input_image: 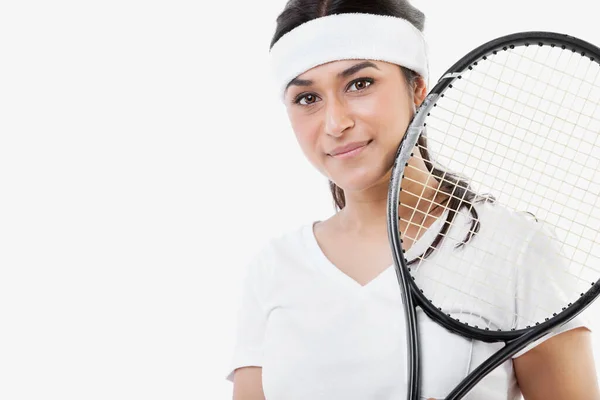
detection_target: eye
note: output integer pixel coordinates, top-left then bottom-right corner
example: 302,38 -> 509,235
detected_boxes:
348,78 -> 374,92
294,93 -> 320,106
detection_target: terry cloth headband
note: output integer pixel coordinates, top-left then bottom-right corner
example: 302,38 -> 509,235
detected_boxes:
269,13 -> 429,101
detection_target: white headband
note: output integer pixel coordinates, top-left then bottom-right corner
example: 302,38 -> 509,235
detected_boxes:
269,13 -> 429,101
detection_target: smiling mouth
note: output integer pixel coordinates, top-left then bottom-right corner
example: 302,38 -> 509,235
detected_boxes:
330,140 -> 372,158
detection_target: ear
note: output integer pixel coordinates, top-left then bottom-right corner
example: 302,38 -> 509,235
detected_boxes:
413,76 -> 427,107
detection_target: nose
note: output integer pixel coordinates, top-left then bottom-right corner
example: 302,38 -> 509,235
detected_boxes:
324,96 -> 354,137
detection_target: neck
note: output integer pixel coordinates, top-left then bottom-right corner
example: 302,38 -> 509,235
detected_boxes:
333,166 -> 443,238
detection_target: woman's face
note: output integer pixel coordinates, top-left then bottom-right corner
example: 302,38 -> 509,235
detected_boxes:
284,59 -> 426,193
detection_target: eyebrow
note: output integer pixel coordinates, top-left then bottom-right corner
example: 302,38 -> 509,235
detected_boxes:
285,61 -> 380,93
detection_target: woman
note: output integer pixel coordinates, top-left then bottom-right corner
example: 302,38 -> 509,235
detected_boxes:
226,0 -> 599,399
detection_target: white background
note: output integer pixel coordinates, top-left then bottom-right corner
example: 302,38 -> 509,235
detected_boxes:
0,0 -> 599,399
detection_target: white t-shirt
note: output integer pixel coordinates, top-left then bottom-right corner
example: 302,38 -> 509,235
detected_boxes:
226,202 -> 589,399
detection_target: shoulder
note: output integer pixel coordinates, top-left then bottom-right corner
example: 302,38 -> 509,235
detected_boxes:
257,223 -> 311,261
449,200 -> 551,260
470,200 -> 544,240
245,222 -> 314,278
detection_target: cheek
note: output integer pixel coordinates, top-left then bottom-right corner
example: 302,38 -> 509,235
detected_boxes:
353,92 -> 411,141
350,94 -> 382,121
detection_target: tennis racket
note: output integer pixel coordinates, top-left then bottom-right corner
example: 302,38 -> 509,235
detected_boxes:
386,32 -> 600,400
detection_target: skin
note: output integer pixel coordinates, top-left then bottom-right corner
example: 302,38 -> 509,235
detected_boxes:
233,59 -> 600,399
284,59 -> 443,243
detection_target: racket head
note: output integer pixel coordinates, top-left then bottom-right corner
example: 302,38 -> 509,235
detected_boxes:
388,31 -> 600,342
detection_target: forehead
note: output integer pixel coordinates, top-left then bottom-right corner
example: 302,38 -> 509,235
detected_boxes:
295,59 -> 395,79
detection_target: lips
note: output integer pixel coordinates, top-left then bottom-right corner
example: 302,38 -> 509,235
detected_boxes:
329,140 -> 371,156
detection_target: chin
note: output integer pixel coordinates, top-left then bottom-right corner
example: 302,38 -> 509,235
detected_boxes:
325,148 -> 390,191
331,170 -> 384,192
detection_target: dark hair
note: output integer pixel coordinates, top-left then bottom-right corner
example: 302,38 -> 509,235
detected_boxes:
270,0 -> 425,49
270,0 -> 491,256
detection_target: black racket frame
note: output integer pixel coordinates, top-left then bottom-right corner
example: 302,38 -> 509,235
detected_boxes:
387,31 -> 600,400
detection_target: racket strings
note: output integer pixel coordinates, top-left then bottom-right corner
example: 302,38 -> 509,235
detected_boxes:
401,175 -> 563,327
500,48 -> 600,111
428,49 -> 589,222
399,167 -> 477,252
434,98 -> 600,170
407,218 -> 582,328
404,218 -> 589,327
421,127 -> 597,225
398,43 -> 600,330
473,52 -> 595,120
406,156 -> 598,255
402,206 -> 594,291
442,46 -> 600,143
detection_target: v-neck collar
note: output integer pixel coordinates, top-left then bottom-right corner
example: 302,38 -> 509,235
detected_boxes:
303,210 -> 449,292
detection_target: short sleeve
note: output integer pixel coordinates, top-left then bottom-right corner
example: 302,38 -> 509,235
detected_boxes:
512,316 -> 591,358
512,221 -> 593,358
225,256 -> 269,382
